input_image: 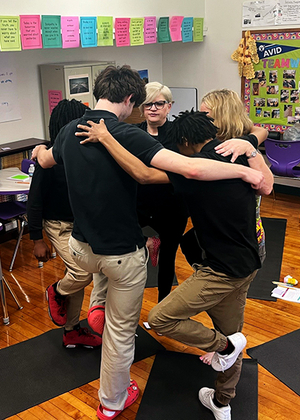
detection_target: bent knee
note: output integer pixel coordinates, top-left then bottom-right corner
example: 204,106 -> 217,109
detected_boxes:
148,307 -> 160,330
148,306 -> 167,332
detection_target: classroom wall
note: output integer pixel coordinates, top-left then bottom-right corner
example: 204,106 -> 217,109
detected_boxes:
0,0 -> 204,143
162,0 -> 300,108
1,0 -> 299,144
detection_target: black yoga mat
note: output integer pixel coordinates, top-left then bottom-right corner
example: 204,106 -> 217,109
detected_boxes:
247,217 -> 287,301
136,351 -> 258,420
142,226 -> 178,288
0,321 -> 165,420
247,329 -> 300,396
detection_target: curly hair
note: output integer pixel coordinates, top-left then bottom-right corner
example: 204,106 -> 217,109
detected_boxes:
168,109 -> 219,145
49,99 -> 90,146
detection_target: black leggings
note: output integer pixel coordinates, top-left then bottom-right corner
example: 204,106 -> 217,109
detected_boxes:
139,210 -> 188,302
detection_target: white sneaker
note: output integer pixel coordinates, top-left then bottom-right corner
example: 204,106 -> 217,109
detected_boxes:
211,332 -> 246,372
199,387 -> 231,420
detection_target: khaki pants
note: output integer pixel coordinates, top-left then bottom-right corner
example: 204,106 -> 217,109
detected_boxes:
148,265 -> 257,405
44,220 -> 93,330
69,236 -> 148,410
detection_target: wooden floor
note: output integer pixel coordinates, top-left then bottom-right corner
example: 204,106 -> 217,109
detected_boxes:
0,193 -> 300,420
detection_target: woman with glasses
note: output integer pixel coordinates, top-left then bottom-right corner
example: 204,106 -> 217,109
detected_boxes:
135,82 -> 188,303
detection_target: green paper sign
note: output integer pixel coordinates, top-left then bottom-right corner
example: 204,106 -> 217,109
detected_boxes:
97,16 -> 113,46
193,18 -> 203,42
42,15 -> 62,48
158,17 -> 171,43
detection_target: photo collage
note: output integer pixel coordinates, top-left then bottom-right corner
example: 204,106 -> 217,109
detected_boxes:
251,68 -> 300,125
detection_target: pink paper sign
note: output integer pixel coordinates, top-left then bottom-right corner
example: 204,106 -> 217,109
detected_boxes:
61,16 -> 80,48
19,15 -> 42,49
170,16 -> 184,42
48,90 -> 63,114
144,16 -> 157,44
115,18 -> 130,47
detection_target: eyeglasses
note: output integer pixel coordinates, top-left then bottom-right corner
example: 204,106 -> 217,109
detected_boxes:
144,101 -> 169,110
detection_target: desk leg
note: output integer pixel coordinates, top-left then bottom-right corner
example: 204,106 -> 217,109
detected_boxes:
3,277 -> 23,310
0,266 -> 9,325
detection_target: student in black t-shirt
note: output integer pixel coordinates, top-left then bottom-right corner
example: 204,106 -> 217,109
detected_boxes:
27,99 -> 102,350
78,111 -> 273,420
148,110 -> 273,420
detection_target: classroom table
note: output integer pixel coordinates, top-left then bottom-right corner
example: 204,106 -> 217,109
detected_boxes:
0,167 -> 31,195
0,168 -> 30,324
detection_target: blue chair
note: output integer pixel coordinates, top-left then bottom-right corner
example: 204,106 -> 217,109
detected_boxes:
264,138 -> 300,177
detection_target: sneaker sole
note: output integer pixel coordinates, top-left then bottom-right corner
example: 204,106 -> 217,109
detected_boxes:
63,344 -> 95,349
198,388 -> 211,410
211,333 -> 247,372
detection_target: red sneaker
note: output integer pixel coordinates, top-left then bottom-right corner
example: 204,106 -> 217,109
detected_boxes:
46,282 -> 67,326
97,379 -> 139,420
148,236 -> 161,267
63,327 -> 102,348
88,305 -> 105,335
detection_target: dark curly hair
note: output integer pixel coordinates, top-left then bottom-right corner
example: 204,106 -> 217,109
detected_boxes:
93,65 -> 146,107
168,109 -> 219,145
49,99 -> 90,146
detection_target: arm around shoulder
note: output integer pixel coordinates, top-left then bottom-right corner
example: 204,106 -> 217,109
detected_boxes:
32,145 -> 57,168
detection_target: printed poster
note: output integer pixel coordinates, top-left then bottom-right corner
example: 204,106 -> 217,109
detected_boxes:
245,32 -> 300,132
243,0 -> 300,27
97,16 -> 113,46
0,16 -> 21,51
41,15 -> 62,48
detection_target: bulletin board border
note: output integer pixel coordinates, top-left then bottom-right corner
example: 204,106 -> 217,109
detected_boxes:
242,28 -> 300,133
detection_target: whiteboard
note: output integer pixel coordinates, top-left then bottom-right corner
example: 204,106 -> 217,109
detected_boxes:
168,87 -> 198,121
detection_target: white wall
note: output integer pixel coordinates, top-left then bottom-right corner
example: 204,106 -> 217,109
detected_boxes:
2,0 -> 299,143
162,0 -> 300,108
0,0 -> 204,143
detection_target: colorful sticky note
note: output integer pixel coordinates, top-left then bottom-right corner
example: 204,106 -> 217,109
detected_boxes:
41,15 -> 62,48
48,90 -> 63,114
144,16 -> 157,44
157,17 -> 171,43
115,18 -> 130,47
193,17 -> 204,42
130,18 -> 144,46
181,17 -> 193,43
0,16 -> 21,51
61,16 -> 80,49
97,16 -> 113,46
20,15 -> 42,50
169,16 -> 184,42
80,17 -> 97,48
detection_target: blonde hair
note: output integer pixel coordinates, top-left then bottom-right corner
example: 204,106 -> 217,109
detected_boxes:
201,89 -> 253,141
139,82 -> 173,113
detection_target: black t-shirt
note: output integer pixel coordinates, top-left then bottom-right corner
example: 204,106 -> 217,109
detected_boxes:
27,162 -> 73,240
167,138 -> 261,278
52,110 -> 163,255
135,119 -> 187,219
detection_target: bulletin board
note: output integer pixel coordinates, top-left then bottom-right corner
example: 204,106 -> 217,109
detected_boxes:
242,29 -> 300,133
